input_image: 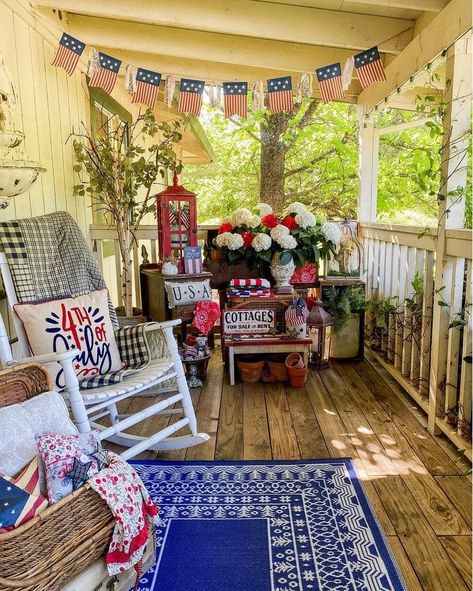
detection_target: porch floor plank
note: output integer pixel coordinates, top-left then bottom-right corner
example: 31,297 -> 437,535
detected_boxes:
110,348 -> 471,591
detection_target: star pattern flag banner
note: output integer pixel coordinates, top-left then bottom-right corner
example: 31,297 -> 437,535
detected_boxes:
51,33 -> 85,76
267,76 -> 293,113
132,68 -> 161,109
223,82 -> 248,118
178,78 -> 205,116
354,46 -> 387,89
89,52 -> 121,94
316,62 -> 345,104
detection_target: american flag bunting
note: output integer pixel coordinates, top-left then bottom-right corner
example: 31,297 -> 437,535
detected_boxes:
178,78 -> 205,116
316,62 -> 345,104
132,68 -> 161,109
267,76 -> 293,113
223,82 -> 248,118
89,52 -> 121,94
354,46 -> 387,89
51,33 -> 85,76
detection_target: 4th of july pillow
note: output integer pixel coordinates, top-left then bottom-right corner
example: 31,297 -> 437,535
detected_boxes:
14,289 -> 122,389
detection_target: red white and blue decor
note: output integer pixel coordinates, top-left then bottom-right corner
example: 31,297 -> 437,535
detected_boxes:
132,459 -> 407,591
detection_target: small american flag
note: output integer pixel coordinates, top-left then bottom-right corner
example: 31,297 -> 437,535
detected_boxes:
223,82 -> 248,118
178,79 -> 205,116
354,46 -> 387,89
51,33 -> 85,76
267,76 -> 293,113
316,63 -> 345,104
132,68 -> 161,109
89,52 -> 121,94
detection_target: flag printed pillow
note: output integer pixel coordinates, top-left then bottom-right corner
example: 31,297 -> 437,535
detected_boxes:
14,289 -> 122,390
0,457 -> 48,532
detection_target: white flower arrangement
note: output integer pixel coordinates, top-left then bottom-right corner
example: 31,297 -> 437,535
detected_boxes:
321,222 -> 342,246
232,207 -> 254,227
270,224 -> 290,244
278,234 -> 297,250
248,214 -> 261,229
283,201 -> 307,216
215,231 -> 244,250
295,210 -> 316,228
258,203 -> 273,217
251,233 -> 272,252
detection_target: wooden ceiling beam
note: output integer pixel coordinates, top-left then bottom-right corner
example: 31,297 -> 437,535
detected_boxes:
340,0 -> 448,12
68,14 -> 360,76
101,47 -> 361,102
36,0 -> 414,53
357,0 -> 471,108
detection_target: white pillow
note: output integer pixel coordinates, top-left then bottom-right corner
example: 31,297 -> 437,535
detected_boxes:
0,391 -> 79,495
14,289 -> 122,389
165,279 -> 211,309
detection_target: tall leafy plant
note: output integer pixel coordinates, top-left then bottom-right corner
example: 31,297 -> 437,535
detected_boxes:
72,110 -> 183,317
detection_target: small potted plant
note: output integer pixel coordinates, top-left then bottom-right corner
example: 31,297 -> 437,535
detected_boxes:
71,110 -> 183,324
322,285 -> 366,359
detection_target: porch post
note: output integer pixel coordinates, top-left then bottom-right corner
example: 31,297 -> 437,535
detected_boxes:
428,36 -> 472,434
357,105 -> 378,223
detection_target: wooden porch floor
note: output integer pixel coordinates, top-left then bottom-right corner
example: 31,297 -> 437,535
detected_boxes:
115,349 -> 472,591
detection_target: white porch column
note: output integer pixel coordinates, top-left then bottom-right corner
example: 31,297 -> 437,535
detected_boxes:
428,36 -> 472,434
357,105 -> 378,223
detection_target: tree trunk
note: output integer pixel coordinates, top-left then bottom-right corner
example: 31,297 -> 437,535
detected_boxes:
260,111 -> 291,211
117,223 -> 133,318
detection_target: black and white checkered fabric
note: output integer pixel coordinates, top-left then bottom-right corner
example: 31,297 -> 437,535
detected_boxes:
79,324 -> 151,389
0,211 -> 118,327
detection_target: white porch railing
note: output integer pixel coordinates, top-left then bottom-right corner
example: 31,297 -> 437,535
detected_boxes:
361,222 -> 472,459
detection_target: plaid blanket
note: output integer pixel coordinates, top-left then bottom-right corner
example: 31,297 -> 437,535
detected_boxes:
0,212 -> 171,390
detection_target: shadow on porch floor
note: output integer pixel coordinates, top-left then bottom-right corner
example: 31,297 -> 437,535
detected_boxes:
108,348 -> 472,591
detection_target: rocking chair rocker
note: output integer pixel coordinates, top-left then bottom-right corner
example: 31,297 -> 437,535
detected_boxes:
0,212 -> 209,459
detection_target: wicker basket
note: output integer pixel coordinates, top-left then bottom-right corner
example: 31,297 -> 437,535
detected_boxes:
0,364 -> 115,591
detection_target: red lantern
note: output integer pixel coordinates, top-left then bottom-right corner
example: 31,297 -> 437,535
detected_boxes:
155,173 -> 197,263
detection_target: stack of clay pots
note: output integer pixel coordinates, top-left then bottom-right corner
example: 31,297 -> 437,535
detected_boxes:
285,353 -> 308,388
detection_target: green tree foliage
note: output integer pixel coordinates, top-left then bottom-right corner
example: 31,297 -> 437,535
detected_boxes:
185,99 -> 470,228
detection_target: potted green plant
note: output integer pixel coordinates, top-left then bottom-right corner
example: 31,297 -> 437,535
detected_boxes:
322,285 -> 366,359
71,110 -> 183,322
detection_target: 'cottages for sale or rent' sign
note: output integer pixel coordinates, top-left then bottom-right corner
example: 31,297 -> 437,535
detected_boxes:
223,309 -> 276,335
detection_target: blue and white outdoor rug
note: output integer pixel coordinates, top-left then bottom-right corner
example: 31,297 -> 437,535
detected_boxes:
132,459 -> 407,591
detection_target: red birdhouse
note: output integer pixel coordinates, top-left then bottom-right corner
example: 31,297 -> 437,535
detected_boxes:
156,172 -> 197,262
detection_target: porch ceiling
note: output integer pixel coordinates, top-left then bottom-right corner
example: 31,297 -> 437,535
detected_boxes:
37,0 -> 470,109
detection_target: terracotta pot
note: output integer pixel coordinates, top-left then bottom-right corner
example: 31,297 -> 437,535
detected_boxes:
288,366 -> 308,388
285,353 -> 304,369
262,370 -> 277,383
267,360 -> 288,382
236,359 -> 265,383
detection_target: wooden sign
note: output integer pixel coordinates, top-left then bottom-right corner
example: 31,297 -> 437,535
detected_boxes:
223,308 -> 276,335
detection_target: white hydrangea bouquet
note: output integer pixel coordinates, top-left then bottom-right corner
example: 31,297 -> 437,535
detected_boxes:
214,202 -> 342,270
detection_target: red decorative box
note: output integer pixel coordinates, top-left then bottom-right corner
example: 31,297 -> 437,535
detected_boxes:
290,262 -> 318,285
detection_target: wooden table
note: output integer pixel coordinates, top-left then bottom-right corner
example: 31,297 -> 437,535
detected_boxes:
222,336 -> 312,385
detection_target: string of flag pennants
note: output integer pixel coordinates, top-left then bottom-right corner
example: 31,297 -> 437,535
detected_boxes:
51,31 -> 387,118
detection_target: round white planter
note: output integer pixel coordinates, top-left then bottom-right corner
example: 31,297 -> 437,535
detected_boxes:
0,160 -> 46,205
330,315 -> 360,359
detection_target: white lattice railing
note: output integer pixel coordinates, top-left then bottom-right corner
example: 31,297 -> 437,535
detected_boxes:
361,222 -> 472,458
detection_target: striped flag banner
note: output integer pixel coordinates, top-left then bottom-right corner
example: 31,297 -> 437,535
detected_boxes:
315,62 -> 345,104
132,68 -> 161,109
267,76 -> 293,113
223,81 -> 248,118
51,33 -> 85,76
178,78 -> 205,116
354,46 -> 387,89
89,52 -> 121,94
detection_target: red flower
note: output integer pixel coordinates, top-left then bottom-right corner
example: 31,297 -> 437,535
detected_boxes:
281,216 -> 299,230
261,214 -> 278,228
218,222 -> 233,234
241,231 -> 253,248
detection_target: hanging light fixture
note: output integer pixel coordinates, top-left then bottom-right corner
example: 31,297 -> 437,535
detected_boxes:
307,298 -> 334,370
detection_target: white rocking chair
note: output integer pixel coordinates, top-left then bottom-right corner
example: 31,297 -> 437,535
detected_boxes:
0,214 -> 209,460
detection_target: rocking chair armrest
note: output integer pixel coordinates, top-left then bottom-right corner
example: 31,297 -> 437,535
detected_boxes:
10,349 -> 77,366
143,319 -> 182,331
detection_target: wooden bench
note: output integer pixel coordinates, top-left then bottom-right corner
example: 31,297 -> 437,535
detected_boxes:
222,336 -> 312,385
